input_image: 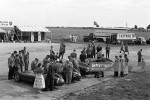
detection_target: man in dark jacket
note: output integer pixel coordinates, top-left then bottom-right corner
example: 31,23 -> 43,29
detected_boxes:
105,44 -> 111,58
91,42 -> 96,58
80,51 -> 87,63
59,42 -> 66,59
44,60 -> 56,91
70,49 -> 77,59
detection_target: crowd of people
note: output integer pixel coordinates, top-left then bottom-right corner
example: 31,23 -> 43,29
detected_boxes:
8,41 -> 146,93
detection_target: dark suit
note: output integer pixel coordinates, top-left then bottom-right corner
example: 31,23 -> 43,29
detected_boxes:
45,62 -> 56,91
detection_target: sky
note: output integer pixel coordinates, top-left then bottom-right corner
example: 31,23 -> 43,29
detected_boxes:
0,0 -> 150,28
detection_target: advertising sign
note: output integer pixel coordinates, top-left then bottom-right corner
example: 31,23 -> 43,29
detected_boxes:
0,21 -> 13,27
117,33 -> 136,40
90,62 -> 112,72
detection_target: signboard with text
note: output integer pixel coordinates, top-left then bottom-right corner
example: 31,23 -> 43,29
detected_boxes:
89,62 -> 112,72
117,33 -> 136,40
0,21 -> 13,27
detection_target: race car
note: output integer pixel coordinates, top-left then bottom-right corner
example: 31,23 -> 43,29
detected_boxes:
14,70 -> 65,86
78,58 -> 113,76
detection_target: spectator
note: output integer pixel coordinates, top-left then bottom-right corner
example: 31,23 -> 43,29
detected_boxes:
141,58 -> 146,72
8,53 -> 15,80
63,60 -> 73,84
120,42 -> 125,53
44,60 -> 56,91
86,44 -> 92,58
33,63 -> 45,93
124,43 -> 129,54
105,44 -> 111,58
31,58 -> 39,70
43,55 -> 50,74
24,52 -> 29,71
91,41 -> 96,58
97,44 -> 102,53
68,56 -> 80,72
119,55 -> 124,77
124,54 -> 129,76
113,56 -> 119,77
80,51 -> 87,63
137,49 -> 142,67
59,42 -> 66,59
70,49 -> 77,59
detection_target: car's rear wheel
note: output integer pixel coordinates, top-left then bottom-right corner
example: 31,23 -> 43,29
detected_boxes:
14,73 -> 20,82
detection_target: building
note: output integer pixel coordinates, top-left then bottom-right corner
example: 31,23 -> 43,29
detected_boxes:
15,26 -> 51,42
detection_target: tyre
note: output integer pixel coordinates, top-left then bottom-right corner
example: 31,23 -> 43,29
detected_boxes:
14,73 -> 20,82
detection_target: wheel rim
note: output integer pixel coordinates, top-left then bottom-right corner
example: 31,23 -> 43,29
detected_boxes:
15,74 -> 19,81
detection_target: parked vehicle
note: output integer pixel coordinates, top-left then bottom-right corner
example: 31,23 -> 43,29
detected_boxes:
14,70 -> 65,86
134,37 -> 146,45
78,58 -> 113,77
83,33 -> 105,42
146,37 -> 150,44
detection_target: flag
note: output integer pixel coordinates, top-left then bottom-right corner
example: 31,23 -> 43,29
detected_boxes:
94,21 -> 99,27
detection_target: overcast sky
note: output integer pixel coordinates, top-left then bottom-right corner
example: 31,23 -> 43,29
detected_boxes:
0,0 -> 149,28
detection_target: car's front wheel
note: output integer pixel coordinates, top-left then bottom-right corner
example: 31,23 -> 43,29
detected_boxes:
14,73 -> 20,82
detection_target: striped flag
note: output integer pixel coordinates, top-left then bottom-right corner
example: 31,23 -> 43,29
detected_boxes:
94,21 -> 99,27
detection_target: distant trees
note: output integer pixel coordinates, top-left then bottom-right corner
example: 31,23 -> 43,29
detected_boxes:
134,25 -> 138,29
147,25 -> 150,30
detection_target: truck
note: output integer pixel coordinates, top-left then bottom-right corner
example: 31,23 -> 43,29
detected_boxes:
83,32 -> 136,45
83,33 -> 111,42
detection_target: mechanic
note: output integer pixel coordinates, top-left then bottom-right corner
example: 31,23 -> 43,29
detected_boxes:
31,58 -> 39,70
63,60 -> 73,84
105,44 -> 111,58
44,59 -> 56,91
70,49 -> 77,59
113,55 -> 119,77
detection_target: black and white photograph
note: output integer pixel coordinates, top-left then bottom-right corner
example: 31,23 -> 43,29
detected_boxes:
0,0 -> 150,100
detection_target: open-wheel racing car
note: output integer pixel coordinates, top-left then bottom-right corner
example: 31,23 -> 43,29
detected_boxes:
78,58 -> 113,77
14,70 -> 65,86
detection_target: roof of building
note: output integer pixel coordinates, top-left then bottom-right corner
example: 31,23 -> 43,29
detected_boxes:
0,28 -> 7,33
17,26 -> 51,32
